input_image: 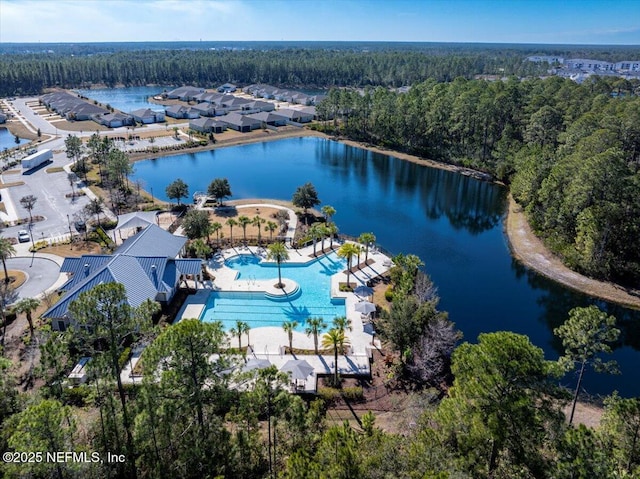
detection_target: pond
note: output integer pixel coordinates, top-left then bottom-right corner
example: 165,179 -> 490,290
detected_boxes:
132,136 -> 640,397
74,86 -> 170,113
0,127 -> 29,151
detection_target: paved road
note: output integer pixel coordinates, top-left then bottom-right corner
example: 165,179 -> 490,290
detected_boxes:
6,256 -> 62,301
1,96 -> 190,244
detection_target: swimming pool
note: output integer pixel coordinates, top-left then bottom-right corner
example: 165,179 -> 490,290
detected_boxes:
200,252 -> 347,331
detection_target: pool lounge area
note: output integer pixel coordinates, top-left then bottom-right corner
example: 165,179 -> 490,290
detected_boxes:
173,240 -> 394,392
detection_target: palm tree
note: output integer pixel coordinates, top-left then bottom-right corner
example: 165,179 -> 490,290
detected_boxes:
230,320 -> 250,350
305,317 -> 327,354
282,320 -> 299,352
321,205 -> 336,224
332,315 -> 352,334
192,238 -> 211,259
85,197 -> 104,227
0,238 -> 16,284
266,242 -> 289,288
252,215 -> 265,245
358,232 -> 376,263
318,224 -> 330,253
238,215 -> 251,245
210,222 -> 222,246
14,297 -> 40,337
308,223 -> 322,256
226,218 -> 238,246
321,328 -> 351,384
337,242 -> 361,289
265,221 -> 277,241
327,222 -> 338,248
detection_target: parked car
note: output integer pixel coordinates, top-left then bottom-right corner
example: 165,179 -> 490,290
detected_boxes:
17,230 -> 30,243
74,220 -> 86,231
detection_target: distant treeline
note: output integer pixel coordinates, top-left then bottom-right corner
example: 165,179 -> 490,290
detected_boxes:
0,48 -> 548,96
316,75 -> 640,285
2,42 -> 639,97
2,40 -> 640,59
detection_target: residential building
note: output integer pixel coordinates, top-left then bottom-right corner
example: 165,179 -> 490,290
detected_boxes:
615,61 -> 640,72
165,105 -> 200,119
217,83 -> 237,93
190,103 -> 217,117
527,55 -> 564,64
274,108 -> 314,123
189,117 -> 226,134
93,112 -> 133,128
245,111 -> 288,127
244,100 -> 276,114
221,113 -> 261,132
130,108 -> 165,124
166,86 -> 205,101
40,91 -> 109,121
564,59 -> 615,72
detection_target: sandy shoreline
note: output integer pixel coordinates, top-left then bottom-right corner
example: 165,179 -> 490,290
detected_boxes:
8,107 -> 636,309
127,127 -> 640,308
505,194 -> 640,309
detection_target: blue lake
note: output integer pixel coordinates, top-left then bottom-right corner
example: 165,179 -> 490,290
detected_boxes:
75,86 -> 169,113
0,127 -> 29,150
132,136 -> 640,397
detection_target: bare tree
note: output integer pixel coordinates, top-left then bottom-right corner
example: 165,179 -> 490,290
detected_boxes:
414,270 -> 439,304
407,317 -> 461,387
67,173 -> 77,200
20,195 -> 38,224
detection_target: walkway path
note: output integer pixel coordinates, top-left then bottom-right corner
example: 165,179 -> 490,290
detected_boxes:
506,194 -> 640,309
168,239 -> 393,391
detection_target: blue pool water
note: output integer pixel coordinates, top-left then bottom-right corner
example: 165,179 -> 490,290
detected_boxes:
200,253 -> 347,331
133,136 -> 640,397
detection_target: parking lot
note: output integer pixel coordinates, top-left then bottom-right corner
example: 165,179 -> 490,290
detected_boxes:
0,97 -> 188,246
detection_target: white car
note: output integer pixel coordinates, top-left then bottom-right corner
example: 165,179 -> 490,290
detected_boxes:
17,230 -> 30,243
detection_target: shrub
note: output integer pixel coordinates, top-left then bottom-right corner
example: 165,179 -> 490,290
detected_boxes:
118,347 -> 132,370
63,385 -> 91,407
317,386 -> 340,404
384,286 -> 394,302
324,374 -> 343,388
341,386 -> 364,402
339,283 -> 349,292
29,240 -> 49,252
100,219 -> 118,231
143,204 -> 163,211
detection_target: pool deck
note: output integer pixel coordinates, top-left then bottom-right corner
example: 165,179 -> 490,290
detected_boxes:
162,239 -> 394,392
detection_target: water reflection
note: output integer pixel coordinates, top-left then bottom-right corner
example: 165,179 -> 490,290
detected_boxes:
514,258 -> 640,354
132,136 -> 640,396
317,140 -> 505,234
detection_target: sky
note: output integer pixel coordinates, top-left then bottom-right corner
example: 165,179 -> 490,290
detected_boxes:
1,0 -> 639,45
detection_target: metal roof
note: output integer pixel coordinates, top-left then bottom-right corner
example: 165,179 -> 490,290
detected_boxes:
115,224 -> 186,258
43,225 -> 201,320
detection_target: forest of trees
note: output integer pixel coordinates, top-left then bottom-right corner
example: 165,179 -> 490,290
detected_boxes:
1,266 -> 638,478
316,75 -> 640,285
2,43 -> 640,477
0,47 -> 550,97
